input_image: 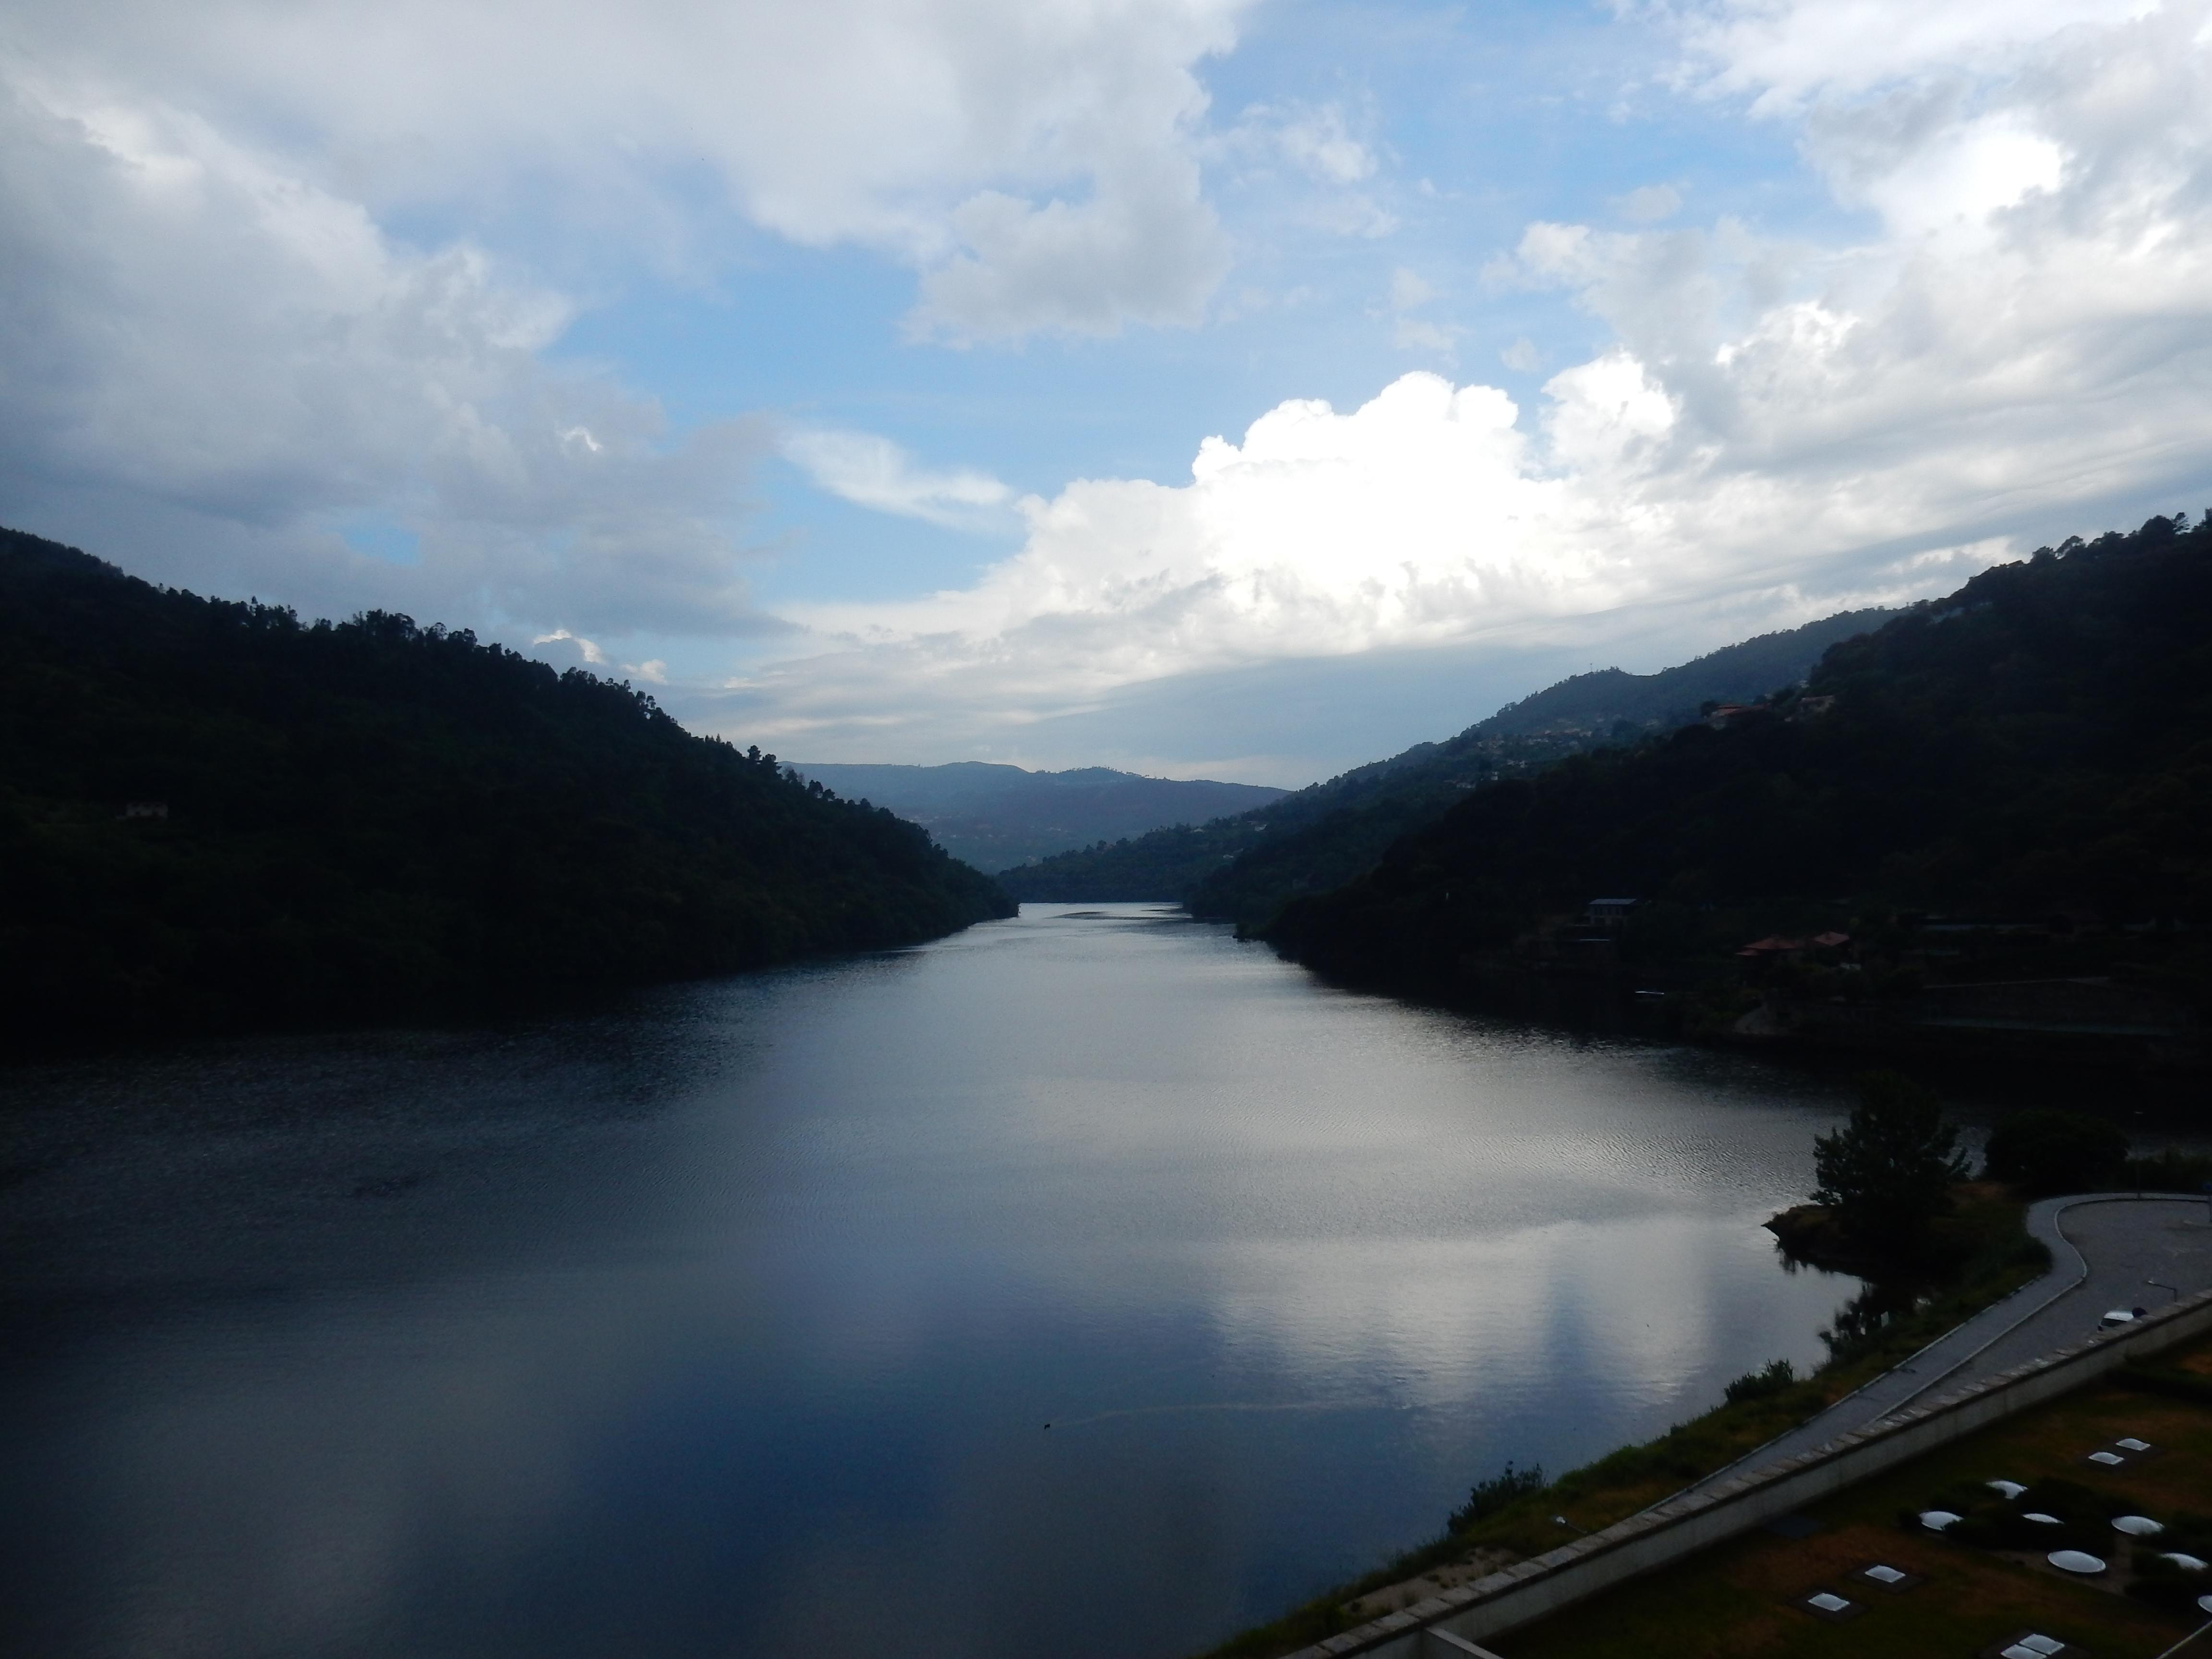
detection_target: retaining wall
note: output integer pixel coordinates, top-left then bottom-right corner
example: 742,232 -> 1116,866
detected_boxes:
1289,1283 -> 2212,1659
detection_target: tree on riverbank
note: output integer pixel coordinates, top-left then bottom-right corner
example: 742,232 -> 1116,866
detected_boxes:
1811,1073 -> 1971,1253
1982,1109 -> 2130,1195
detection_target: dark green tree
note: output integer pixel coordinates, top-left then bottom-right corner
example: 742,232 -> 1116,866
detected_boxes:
1811,1072 -> 1970,1250
1982,1109 -> 2130,1196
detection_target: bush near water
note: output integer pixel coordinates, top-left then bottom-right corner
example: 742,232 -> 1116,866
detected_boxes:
0,526 -> 1013,1051
1983,1109 -> 2133,1195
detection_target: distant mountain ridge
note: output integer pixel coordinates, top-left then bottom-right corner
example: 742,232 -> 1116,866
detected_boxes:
998,607 -> 1893,915
787,762 -> 1286,873
1265,515 -> 2212,1027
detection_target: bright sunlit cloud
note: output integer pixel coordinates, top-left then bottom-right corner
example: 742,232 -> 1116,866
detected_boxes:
714,0 -> 2212,767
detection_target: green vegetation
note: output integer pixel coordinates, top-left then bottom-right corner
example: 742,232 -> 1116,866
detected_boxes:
1447,1462 -> 1546,1530
1723,1358 -> 1798,1404
1264,515 -> 2212,1035
999,610 -> 1890,912
0,526 -> 1012,1053
996,817 -> 1262,905
1810,1074 -> 1970,1256
1194,1184 -> 2048,1659
2124,1148 -> 2212,1192
1983,1109 -> 2134,1195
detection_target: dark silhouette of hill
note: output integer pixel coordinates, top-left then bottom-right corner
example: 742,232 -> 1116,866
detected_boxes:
788,761 -> 1284,872
998,608 -> 1891,914
1265,515 -> 2212,1018
0,526 -> 1012,1053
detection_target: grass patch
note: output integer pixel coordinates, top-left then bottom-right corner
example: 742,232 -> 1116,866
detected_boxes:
1189,1187 -> 2047,1659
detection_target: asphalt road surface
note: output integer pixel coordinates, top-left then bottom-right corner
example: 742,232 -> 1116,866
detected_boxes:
1685,1193 -> 2212,1496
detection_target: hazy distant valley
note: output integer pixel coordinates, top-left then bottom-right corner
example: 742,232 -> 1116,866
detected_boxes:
787,762 -> 1286,872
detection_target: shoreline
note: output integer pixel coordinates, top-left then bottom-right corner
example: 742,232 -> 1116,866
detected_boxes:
1193,1187 -> 2046,1659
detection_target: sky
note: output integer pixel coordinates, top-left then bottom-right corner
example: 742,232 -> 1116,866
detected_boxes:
4,0 -> 2211,786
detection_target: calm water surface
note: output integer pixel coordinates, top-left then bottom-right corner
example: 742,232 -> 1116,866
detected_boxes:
2,905 -> 1871,1659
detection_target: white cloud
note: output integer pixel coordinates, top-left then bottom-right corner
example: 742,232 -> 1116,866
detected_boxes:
728,367 -> 1882,751
0,0 -> 1255,639
1216,100 -> 1397,238
1388,267 -> 1458,353
1612,182 -> 1682,222
722,0 -> 2212,758
1263,104 -> 1379,185
781,429 -> 1013,528
1222,101 -> 1381,186
1390,269 -> 1436,311
911,156 -> 1229,340
10,0 -> 2212,777
532,629 -> 607,664
0,76 -> 771,637
1673,0 -> 2160,112
4,0 -> 1250,342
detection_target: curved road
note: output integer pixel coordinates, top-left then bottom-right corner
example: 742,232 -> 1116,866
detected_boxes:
1685,1192 -> 2212,1497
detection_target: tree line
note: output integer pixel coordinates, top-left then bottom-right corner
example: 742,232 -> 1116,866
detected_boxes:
1263,514 -> 2212,1011
0,527 -> 1012,1052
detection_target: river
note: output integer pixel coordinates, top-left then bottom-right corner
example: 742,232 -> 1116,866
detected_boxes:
1,904 -> 1870,1659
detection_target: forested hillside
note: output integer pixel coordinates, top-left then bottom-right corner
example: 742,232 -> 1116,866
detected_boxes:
1267,516 -> 2212,1012
999,608 -> 1890,915
0,528 -> 1012,1051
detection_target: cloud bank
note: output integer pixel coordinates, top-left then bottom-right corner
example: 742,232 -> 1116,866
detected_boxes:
0,0 -> 1249,636
730,0 -> 2212,765
3,0 -> 1246,338
6,0 -> 2212,780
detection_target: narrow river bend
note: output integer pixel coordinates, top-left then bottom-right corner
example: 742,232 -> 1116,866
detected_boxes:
0,904 -> 1865,1659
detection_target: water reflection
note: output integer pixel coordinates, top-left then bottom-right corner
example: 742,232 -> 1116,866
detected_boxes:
3,905 -> 1865,1659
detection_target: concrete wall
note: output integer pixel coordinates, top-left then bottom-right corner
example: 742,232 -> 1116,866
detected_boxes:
1289,1285 -> 2212,1659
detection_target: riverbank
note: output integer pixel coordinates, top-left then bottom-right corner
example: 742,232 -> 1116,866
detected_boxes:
1341,1296 -> 2212,1659
0,526 -> 1014,1059
1195,1188 -> 2046,1659
1259,954 -> 2212,1086
1679,1192 -> 2212,1504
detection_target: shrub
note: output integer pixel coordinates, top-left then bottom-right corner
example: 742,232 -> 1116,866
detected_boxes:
1447,1462 -> 1545,1531
2123,1148 -> 2212,1193
1982,1109 -> 2130,1195
1723,1358 -> 1796,1404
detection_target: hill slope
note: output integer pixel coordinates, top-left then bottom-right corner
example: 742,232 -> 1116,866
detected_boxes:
998,608 -> 1891,915
788,761 -> 1285,872
1266,517 -> 2212,1011
0,527 -> 1012,1051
